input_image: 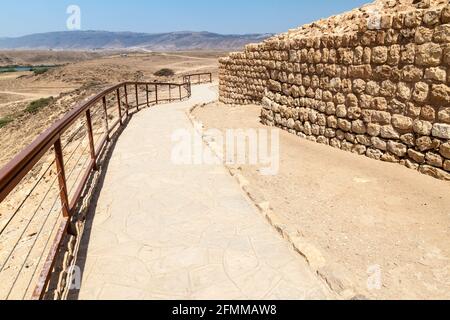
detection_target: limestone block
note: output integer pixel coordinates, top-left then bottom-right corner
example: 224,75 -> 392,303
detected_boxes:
430,84 -> 450,106
419,165 -> 450,180
381,125 -> 400,139
416,43 -> 442,66
413,120 -> 433,135
392,115 -> 413,131
432,123 -> 450,139
433,24 -> 450,43
424,67 -> 447,82
425,152 -> 444,167
372,46 -> 388,64
408,149 -> 426,164
439,142 -> 450,159
387,141 -> 408,157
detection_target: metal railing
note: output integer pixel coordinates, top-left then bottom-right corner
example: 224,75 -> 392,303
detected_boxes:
0,73 -> 210,300
183,72 -> 213,85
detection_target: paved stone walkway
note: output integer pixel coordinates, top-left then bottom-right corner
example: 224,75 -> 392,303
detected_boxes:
72,84 -> 332,300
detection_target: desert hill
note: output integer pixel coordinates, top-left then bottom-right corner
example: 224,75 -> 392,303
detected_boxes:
0,31 -> 272,51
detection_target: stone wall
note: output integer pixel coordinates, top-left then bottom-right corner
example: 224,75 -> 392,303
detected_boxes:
219,3 -> 450,180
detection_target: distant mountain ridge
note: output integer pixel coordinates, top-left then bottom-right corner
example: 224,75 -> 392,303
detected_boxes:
0,31 -> 273,51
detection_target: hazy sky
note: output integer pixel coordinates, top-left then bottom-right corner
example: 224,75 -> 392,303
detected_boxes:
0,0 -> 370,37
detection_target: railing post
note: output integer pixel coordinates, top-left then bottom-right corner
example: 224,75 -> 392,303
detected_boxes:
54,138 -> 70,218
124,85 -> 129,117
102,96 -> 110,141
116,88 -> 123,126
169,85 -> 172,102
210,73 -> 212,83
198,74 -> 201,84
85,109 -> 98,171
146,84 -> 149,107
155,84 -> 158,104
179,85 -> 182,101
135,84 -> 139,111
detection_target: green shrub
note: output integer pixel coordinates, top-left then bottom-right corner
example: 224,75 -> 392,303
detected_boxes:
25,97 -> 54,114
33,67 -> 49,75
0,68 -> 16,73
154,68 -> 175,77
0,116 -> 13,128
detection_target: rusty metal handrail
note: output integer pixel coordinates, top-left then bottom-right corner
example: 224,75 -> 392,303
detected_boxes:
183,72 -> 213,84
0,75 -> 202,299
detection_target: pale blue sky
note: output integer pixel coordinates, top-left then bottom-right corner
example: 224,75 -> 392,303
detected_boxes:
0,0 -> 370,37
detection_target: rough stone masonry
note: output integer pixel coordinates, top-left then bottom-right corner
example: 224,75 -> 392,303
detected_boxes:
219,0 -> 450,180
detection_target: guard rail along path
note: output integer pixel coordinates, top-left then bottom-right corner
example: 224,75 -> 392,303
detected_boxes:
0,73 -> 212,300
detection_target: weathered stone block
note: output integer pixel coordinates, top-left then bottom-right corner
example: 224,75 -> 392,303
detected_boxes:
408,149 -> 426,164
366,81 -> 380,95
443,5 -> 450,23
425,152 -> 444,167
371,111 -> 392,125
415,27 -> 434,44
392,115 -> 413,131
419,165 -> 450,180
372,137 -> 387,151
348,65 -> 372,79
416,136 -> 438,152
416,43 -> 442,66
430,84 -> 450,106
400,133 -> 416,147
420,105 -> 436,122
338,119 -> 352,132
413,120 -> 433,135
366,148 -> 384,160
372,46 -> 388,64
423,9 -> 441,26
352,120 -> 366,134
433,24 -> 450,43
401,44 -> 416,64
381,152 -> 400,163
439,142 -> 450,159
444,160 -> 450,172
371,97 -> 388,110
388,141 -> 408,157
438,107 -> 450,123
402,65 -> 423,82
397,82 -> 412,101
432,123 -> 450,139
424,67 -> 447,82
381,125 -> 400,139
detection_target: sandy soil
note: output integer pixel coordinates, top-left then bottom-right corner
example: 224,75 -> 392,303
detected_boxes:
192,102 -> 450,300
0,50 -> 104,67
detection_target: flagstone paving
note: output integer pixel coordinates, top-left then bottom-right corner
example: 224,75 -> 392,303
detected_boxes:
71,84 -> 332,300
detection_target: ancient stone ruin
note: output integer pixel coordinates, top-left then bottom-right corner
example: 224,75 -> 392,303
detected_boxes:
219,0 -> 450,180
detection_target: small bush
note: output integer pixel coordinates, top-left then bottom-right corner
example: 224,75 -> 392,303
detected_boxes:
26,97 -> 54,114
154,68 -> 175,77
33,67 -> 49,75
0,116 -> 13,128
0,68 -> 16,73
